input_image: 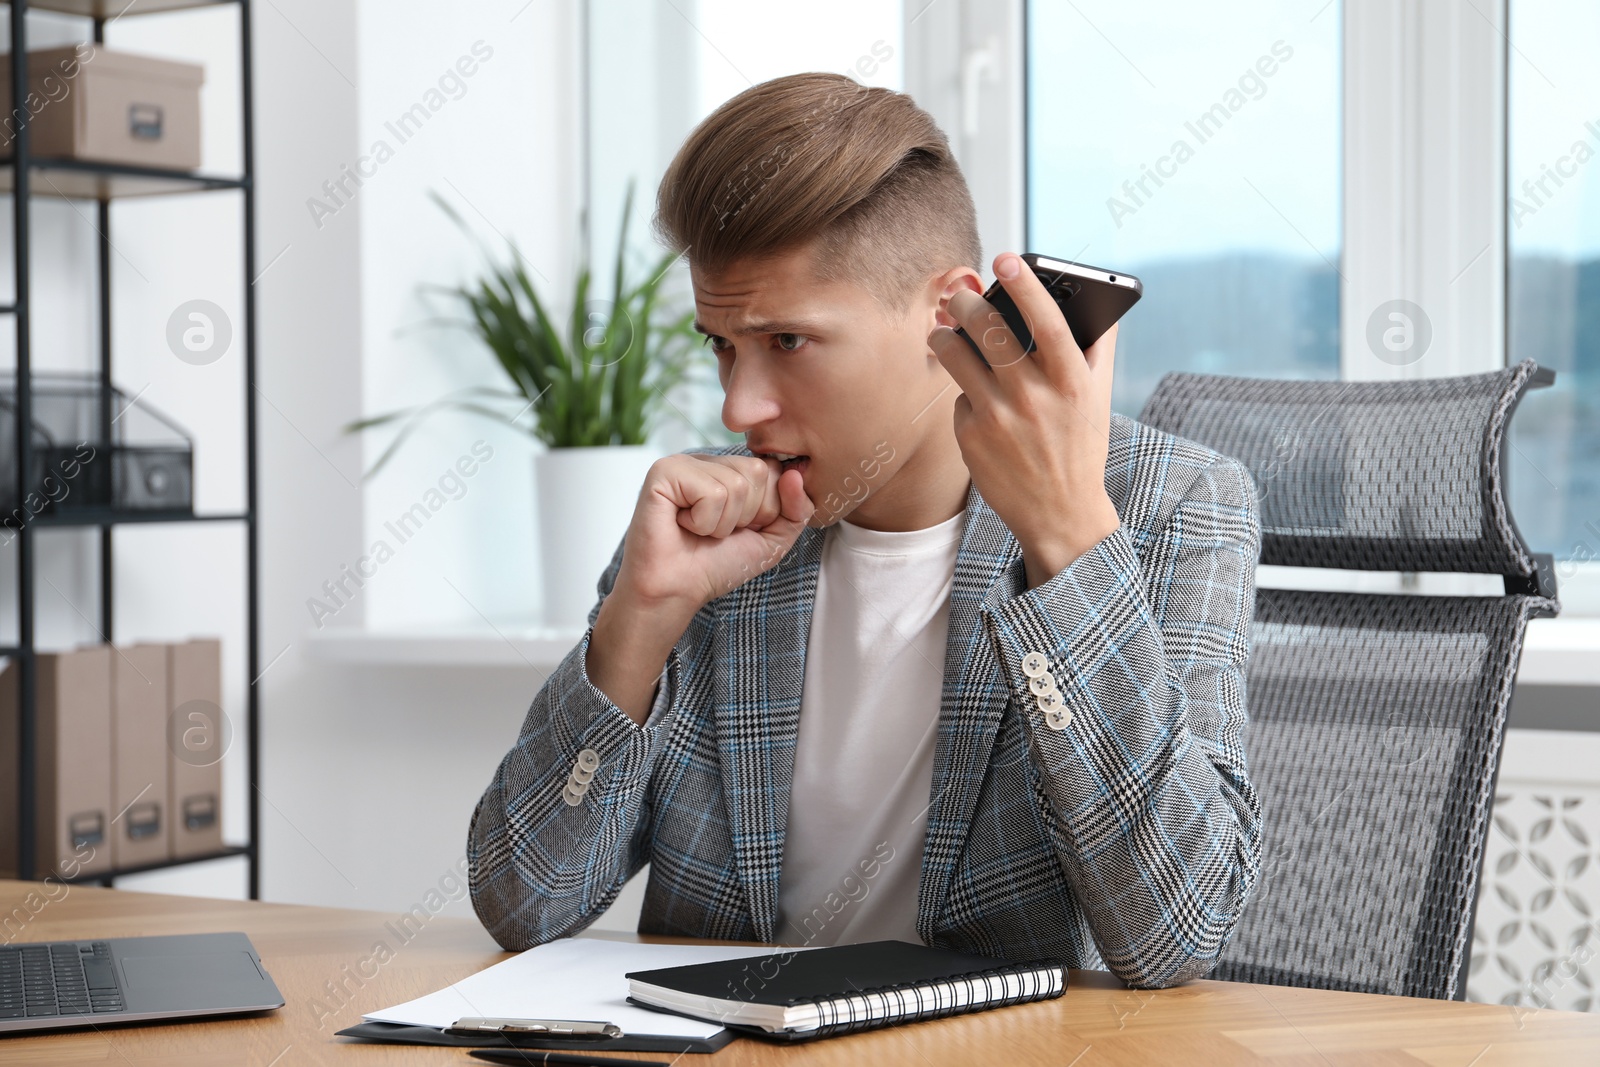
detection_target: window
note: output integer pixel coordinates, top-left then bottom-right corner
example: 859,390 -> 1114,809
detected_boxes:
1506,0 -> 1600,612
1025,0 -> 1342,416
691,0 -> 903,113
587,0 -> 903,258
586,0 -> 904,451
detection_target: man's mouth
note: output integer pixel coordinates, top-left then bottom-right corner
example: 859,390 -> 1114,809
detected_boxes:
757,452 -> 810,475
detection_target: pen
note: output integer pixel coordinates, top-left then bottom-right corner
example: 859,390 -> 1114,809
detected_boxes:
467,1050 -> 671,1067
448,1017 -> 624,1039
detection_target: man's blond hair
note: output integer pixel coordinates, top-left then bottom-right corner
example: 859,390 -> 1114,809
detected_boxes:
653,72 -> 983,317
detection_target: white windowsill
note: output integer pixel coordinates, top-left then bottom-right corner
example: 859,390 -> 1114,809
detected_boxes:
306,622 -> 587,670
1518,617 -> 1600,686
305,616 -> 1600,685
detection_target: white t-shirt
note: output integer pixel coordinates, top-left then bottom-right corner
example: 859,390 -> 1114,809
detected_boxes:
775,507 -> 966,947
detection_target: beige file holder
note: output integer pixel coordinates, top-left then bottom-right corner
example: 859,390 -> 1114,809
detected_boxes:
111,644 -> 170,868
167,638 -> 224,858
0,647 -> 114,879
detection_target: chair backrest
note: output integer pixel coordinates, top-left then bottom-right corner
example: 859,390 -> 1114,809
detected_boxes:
1138,358 -> 1559,1000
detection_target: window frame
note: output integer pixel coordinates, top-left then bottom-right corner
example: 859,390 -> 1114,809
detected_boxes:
932,0 -> 1598,616
603,0 -> 1592,620
903,0 -> 1027,271
1499,0 -> 1600,614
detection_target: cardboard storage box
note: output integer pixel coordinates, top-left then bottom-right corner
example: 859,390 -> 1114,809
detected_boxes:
0,647 -> 116,880
0,45 -> 204,169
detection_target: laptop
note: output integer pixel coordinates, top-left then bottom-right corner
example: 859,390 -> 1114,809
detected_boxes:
0,932 -> 283,1034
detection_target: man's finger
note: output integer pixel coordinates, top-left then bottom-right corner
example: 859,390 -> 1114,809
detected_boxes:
679,461 -> 743,538
1084,320 -> 1119,379
951,389 -> 975,440
929,320 -> 999,410
753,469 -> 814,549
697,452 -> 770,486
693,454 -> 773,526
728,455 -> 774,529
990,252 -> 1088,394
747,459 -> 784,529
947,289 -> 1037,374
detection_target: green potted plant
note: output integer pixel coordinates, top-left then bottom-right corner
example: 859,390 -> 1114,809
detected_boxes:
346,178 -> 715,627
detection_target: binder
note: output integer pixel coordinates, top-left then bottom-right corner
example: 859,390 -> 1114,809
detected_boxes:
625,940 -> 1067,1042
167,638 -> 224,858
0,647 -> 115,878
111,643 -> 170,868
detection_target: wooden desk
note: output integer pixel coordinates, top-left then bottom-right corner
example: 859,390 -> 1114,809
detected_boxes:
2,880 -> 1597,1065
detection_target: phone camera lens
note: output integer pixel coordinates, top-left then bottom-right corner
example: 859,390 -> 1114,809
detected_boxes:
1109,275 -> 1117,282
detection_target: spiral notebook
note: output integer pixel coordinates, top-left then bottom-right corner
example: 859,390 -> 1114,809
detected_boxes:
625,939 -> 1066,1042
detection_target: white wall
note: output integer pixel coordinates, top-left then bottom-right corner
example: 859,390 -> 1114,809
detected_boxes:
105,0 -> 596,925
351,1 -> 567,632
112,0 -> 368,904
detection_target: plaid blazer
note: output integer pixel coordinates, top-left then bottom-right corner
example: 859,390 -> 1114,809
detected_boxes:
469,412 -> 1264,988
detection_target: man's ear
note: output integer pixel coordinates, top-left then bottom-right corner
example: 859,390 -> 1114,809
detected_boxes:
931,267 -> 985,330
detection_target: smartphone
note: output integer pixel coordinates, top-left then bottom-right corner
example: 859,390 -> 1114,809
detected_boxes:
954,253 -> 1142,366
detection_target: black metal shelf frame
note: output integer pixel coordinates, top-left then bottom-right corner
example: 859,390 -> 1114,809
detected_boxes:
0,156 -> 247,198
60,845 -> 252,885
16,509 -> 250,529
7,0 -> 260,898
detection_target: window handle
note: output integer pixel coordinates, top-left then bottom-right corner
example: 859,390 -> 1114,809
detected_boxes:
962,34 -> 1001,139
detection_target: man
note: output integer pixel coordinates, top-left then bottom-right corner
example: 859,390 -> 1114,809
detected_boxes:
468,71 -> 1262,990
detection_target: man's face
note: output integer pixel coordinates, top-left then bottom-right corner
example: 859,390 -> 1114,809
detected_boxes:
691,240 -> 961,528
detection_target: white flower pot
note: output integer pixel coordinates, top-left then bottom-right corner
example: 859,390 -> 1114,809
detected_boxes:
535,444 -> 663,629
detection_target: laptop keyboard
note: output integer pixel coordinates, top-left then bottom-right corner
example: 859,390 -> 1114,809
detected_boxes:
0,941 -> 125,1019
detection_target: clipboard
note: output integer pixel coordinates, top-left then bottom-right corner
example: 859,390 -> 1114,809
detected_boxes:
339,937 -> 784,1053
333,1018 -> 736,1053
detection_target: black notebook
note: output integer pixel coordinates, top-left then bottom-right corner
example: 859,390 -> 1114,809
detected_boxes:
625,940 -> 1066,1042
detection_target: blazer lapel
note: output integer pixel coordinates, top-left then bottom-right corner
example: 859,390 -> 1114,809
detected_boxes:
708,421 -> 1136,944
913,418 -> 1138,938
710,473 -> 1032,945
712,522 -> 824,944
916,478 -> 1026,941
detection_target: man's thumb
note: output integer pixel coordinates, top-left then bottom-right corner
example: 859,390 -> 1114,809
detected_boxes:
779,468 -> 816,526
756,470 -> 814,548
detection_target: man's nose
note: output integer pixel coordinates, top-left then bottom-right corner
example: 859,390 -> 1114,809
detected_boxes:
720,354 -> 781,433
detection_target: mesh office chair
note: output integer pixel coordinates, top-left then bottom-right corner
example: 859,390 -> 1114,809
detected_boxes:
1138,357 -> 1560,1001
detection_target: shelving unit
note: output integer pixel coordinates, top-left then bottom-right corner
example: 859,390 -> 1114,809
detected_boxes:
4,0 -> 259,896
0,157 -> 246,199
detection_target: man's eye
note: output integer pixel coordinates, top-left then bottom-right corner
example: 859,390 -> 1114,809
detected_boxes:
704,335 -> 729,353
776,333 -> 807,352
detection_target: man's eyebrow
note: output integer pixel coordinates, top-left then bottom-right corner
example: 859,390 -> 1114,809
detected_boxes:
692,317 -> 828,337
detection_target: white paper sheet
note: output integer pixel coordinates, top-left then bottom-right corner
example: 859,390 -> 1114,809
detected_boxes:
363,937 -> 784,1039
